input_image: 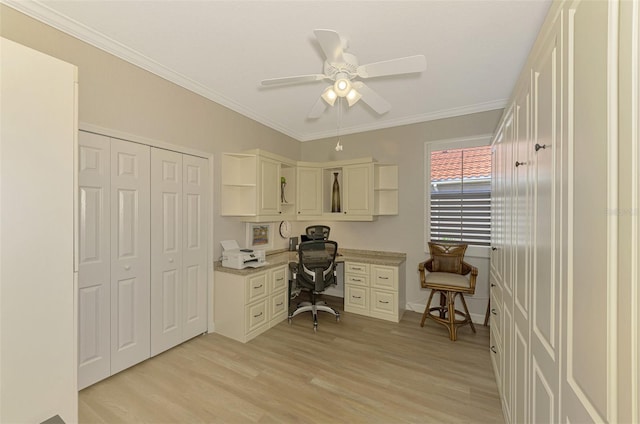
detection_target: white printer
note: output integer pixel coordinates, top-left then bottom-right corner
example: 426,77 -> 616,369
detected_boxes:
221,240 -> 267,270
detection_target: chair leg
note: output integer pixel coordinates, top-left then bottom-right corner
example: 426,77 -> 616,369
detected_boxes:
447,291 -> 457,341
421,289 -> 436,327
460,293 -> 476,333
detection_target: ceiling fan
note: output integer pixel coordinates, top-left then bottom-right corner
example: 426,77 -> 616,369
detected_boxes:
260,29 -> 427,118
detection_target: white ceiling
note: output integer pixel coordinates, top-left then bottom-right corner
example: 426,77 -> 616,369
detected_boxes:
8,0 -> 551,142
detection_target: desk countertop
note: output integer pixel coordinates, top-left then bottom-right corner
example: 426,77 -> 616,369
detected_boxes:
214,248 -> 406,276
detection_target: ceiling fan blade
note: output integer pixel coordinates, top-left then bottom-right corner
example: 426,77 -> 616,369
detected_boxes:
308,96 -> 328,119
357,55 -> 426,79
314,29 -> 345,63
353,82 -> 391,115
261,74 -> 326,86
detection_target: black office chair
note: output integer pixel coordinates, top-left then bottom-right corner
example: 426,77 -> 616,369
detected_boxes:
288,240 -> 340,332
305,225 -> 330,240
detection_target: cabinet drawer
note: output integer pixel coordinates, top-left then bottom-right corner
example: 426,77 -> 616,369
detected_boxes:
269,290 -> 288,325
371,265 -> 397,290
370,290 -> 397,316
345,262 -> 369,275
345,273 -> 369,286
245,299 -> 268,334
344,285 -> 369,313
271,266 -> 287,292
246,273 -> 268,303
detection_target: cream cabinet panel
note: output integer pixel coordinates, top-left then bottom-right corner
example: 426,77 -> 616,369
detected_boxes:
0,38 -> 78,423
257,156 -> 280,216
296,166 -> 322,217
343,262 -> 404,322
215,265 -> 288,343
343,163 -> 373,216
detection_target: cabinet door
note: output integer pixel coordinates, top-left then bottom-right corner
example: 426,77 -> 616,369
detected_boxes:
343,164 -> 373,215
296,166 -> 322,216
182,154 -> 209,339
78,132 -> 111,389
110,139 -> 151,374
258,157 -> 280,216
150,148 -> 183,356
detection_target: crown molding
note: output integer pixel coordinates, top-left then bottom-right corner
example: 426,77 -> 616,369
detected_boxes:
3,0 -> 505,143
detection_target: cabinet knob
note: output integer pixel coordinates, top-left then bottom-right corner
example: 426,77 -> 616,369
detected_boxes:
124,265 -> 131,271
491,309 -> 497,315
491,247 -> 497,251
535,143 -> 548,152
169,258 -> 174,263
491,283 -> 496,287
490,346 -> 497,354
515,161 -> 526,167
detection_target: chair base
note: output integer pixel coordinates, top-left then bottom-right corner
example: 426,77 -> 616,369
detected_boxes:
288,300 -> 340,332
420,289 -> 476,341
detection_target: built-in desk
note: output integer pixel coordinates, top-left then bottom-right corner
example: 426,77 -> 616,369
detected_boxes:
214,248 -> 406,342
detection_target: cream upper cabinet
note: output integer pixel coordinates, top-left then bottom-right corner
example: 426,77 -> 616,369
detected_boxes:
222,150 -> 398,222
296,166 -> 322,217
342,163 -> 373,217
221,150 -> 296,221
257,156 -> 280,216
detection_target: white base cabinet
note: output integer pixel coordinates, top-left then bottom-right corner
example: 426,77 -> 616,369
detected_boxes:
214,265 -> 288,343
344,262 -> 405,322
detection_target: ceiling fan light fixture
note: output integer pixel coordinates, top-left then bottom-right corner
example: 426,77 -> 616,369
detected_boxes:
346,88 -> 361,106
333,73 -> 352,97
321,87 -> 338,106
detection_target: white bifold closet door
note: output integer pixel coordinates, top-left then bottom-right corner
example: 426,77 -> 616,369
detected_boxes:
78,132 -> 112,389
110,139 -> 151,375
150,149 -> 209,356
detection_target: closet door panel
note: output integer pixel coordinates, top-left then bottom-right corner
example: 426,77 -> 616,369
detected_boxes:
78,132 -> 111,389
110,139 -> 150,374
182,154 -> 209,339
151,148 -> 183,356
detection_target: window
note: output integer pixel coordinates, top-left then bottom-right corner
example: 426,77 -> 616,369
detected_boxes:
428,144 -> 492,247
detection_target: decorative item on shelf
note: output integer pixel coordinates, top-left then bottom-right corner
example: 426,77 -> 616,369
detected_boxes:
331,172 -> 341,212
280,176 -> 287,203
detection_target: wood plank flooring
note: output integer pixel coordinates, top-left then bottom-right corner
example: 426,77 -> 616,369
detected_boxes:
79,297 -> 504,423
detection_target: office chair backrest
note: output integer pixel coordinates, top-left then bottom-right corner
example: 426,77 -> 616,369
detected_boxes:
297,240 -> 338,292
305,225 -> 330,240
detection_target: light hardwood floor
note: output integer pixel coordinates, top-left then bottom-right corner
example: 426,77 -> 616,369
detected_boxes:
79,297 -> 504,423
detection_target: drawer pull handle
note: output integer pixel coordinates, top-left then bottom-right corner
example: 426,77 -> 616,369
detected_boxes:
353,296 -> 362,299
352,267 -> 362,271
491,247 -> 497,251
379,300 -> 390,304
490,283 -> 496,287
276,302 -> 283,307
379,277 -> 389,280
515,161 -> 526,167
352,278 -> 362,282
491,309 -> 497,315
535,143 -> 547,152
254,312 -> 263,318
276,277 -> 284,282
490,346 -> 497,354
254,284 -> 263,289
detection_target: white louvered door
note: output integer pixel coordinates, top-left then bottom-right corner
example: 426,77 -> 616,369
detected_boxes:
78,132 -> 111,389
110,139 -> 151,374
182,154 -> 209,339
151,148 -> 183,356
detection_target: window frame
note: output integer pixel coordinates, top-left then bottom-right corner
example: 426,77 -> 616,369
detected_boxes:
424,135 -> 492,259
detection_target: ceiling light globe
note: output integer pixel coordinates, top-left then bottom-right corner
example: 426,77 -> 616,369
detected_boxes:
333,78 -> 351,97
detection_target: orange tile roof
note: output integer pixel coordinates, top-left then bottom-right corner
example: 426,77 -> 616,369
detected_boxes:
430,145 -> 492,182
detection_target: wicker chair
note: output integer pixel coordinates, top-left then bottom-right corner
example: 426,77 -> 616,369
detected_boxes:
418,242 -> 478,341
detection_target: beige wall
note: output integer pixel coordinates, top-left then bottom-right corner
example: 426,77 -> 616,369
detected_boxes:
301,111 -> 502,316
1,5 -> 502,319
